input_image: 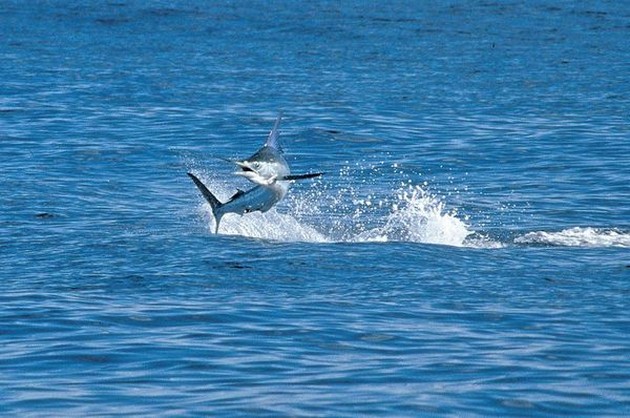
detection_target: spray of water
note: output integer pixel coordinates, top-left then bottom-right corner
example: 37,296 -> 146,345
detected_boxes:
191,164 -> 478,247
515,227 -> 630,248
189,163 -> 628,248
351,185 -> 472,246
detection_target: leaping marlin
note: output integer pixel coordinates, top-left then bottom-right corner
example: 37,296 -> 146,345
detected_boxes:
187,113 -> 322,233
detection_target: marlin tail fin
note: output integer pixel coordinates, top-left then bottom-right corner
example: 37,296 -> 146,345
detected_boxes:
187,172 -> 224,233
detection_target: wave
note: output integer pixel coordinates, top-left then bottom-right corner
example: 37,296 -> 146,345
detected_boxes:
219,210 -> 330,242
193,173 -> 480,247
515,227 -> 630,248
190,167 -> 626,249
349,185 -> 474,247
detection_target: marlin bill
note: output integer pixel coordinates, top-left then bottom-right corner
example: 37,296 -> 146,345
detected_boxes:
188,113 -> 323,233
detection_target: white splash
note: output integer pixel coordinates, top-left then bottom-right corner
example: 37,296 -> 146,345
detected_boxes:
194,175 -> 477,247
190,170 -> 627,249
192,175 -> 329,242
219,209 -> 330,242
353,185 -> 473,247
515,227 -> 630,248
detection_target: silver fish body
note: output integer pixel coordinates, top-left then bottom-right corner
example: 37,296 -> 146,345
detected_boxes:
188,113 -> 321,234
187,172 -> 288,233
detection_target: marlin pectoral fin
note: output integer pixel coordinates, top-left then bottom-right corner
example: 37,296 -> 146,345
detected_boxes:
282,172 -> 324,181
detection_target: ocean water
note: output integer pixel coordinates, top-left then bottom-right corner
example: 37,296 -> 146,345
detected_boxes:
1,0 -> 629,416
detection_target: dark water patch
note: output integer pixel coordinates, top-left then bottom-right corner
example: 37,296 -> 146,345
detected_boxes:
225,261 -> 252,270
35,213 -> 56,219
94,17 -> 130,25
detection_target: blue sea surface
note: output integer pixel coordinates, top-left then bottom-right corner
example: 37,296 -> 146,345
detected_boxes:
1,0 -> 629,416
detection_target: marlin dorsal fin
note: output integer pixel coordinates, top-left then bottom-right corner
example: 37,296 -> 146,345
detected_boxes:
264,112 -> 283,152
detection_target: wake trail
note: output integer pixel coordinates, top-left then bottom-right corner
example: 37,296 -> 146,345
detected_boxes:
189,165 -> 628,249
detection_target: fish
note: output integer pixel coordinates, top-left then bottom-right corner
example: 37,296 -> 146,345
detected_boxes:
188,113 -> 322,233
